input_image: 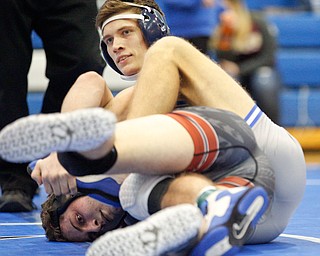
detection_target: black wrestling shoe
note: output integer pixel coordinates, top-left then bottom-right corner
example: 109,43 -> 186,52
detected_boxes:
0,190 -> 36,212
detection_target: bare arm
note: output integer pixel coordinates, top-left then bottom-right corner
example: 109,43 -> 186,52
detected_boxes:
105,86 -> 135,121
61,71 -> 113,113
32,72 -> 134,195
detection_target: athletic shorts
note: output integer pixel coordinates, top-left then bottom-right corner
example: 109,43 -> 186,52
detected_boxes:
244,105 -> 306,243
120,105 -> 306,244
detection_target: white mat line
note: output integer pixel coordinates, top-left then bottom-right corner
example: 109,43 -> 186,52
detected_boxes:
0,235 -> 45,240
281,234 -> 320,243
0,222 -> 42,226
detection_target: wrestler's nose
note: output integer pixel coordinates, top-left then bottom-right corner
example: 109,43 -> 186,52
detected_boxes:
112,37 -> 124,53
86,219 -> 101,232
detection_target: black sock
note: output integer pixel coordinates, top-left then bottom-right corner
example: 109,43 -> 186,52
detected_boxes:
148,178 -> 173,215
57,146 -> 118,176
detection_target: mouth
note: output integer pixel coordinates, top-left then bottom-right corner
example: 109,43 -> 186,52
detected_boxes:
117,54 -> 131,64
99,224 -> 108,236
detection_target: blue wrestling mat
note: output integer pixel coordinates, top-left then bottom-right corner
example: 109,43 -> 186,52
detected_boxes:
0,164 -> 319,256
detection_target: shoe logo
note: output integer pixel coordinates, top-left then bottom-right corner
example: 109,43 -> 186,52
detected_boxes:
233,215 -> 250,240
138,226 -> 159,252
232,196 -> 264,239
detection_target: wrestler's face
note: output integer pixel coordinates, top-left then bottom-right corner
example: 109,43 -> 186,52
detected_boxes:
59,196 -> 125,242
102,15 -> 148,76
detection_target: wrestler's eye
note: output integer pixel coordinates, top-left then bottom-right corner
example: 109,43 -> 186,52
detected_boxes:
122,29 -> 131,36
105,37 -> 113,45
76,214 -> 84,224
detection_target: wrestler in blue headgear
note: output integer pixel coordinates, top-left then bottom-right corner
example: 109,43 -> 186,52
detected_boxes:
28,161 -> 126,241
97,0 -> 170,80
40,176 -> 127,241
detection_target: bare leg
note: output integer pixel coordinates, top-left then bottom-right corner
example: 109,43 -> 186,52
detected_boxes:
126,37 -> 306,244
92,114 -> 195,175
0,110 -> 194,175
90,172 -> 268,256
160,173 -> 269,253
128,36 -> 255,119
160,173 -> 216,209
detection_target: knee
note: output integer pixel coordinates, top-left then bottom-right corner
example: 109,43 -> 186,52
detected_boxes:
145,36 -> 189,61
75,71 -> 106,89
247,215 -> 288,244
76,71 -> 104,82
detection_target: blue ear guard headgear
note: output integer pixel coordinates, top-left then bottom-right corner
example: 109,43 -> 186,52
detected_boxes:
100,2 -> 170,76
41,176 -> 123,241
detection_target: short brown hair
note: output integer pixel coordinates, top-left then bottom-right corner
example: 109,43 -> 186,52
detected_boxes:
96,0 -> 163,29
40,193 -> 85,241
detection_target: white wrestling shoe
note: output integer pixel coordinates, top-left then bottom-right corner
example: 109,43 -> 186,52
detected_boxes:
86,204 -> 203,256
0,108 -> 116,163
190,186 -> 269,256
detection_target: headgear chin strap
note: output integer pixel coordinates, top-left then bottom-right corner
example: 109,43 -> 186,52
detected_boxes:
100,2 -> 170,76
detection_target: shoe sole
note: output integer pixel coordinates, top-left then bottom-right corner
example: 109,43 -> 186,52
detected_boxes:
0,108 -> 116,163
190,187 -> 268,256
86,204 -> 203,256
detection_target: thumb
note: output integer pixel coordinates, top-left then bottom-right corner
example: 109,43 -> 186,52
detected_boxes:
28,160 -> 43,185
